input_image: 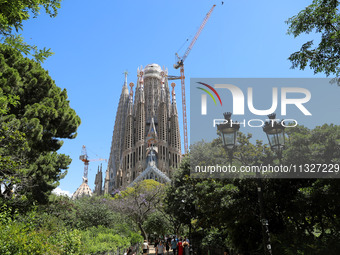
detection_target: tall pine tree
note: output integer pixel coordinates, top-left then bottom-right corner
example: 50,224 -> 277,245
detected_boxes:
0,44 -> 80,204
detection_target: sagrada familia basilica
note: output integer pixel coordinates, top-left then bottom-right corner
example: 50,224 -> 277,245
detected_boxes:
89,64 -> 182,196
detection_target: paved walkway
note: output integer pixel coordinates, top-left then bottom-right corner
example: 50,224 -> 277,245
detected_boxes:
147,246 -> 174,255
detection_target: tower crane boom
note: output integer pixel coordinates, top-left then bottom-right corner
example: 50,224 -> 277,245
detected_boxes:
174,4 -> 216,69
173,4 -> 216,153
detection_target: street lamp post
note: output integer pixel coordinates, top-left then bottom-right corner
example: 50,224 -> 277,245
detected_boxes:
263,113 -> 285,164
258,113 -> 286,254
217,112 -> 240,164
256,173 -> 273,255
217,112 -> 286,255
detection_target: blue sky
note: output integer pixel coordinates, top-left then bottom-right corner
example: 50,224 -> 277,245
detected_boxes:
19,0 -> 338,195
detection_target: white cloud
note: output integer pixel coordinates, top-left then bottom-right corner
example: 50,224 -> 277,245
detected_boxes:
52,187 -> 73,198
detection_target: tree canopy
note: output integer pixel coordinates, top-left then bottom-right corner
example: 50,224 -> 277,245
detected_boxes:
286,0 -> 340,81
0,44 -> 81,205
109,179 -> 165,240
0,0 -> 62,62
166,125 -> 340,254
0,0 -> 61,36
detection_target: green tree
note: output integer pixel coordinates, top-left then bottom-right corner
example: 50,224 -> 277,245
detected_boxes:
110,179 -> 165,240
0,0 -> 62,62
168,142 -> 264,254
286,0 -> 340,81
74,196 -> 118,230
164,156 -> 196,237
0,0 -> 61,36
0,44 -> 81,205
0,117 -> 29,200
0,82 -> 29,203
166,125 -> 340,254
143,211 -> 171,237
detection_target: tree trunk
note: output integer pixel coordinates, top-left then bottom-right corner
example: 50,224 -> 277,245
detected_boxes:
138,222 -> 148,241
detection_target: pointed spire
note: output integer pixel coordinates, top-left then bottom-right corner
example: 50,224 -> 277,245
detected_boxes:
129,82 -> 134,98
128,82 -> 134,115
171,82 -> 178,115
139,74 -> 145,103
146,117 -> 158,147
124,71 -> 128,84
160,71 -> 166,103
122,71 -> 129,95
171,82 -> 176,102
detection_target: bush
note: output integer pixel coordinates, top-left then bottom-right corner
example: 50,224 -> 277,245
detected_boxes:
0,204 -> 83,255
0,216 -> 55,254
0,196 -> 144,255
74,196 -> 116,230
49,228 -> 83,255
80,226 -> 131,254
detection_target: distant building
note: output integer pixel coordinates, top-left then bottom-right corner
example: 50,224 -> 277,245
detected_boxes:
72,177 -> 92,199
94,164 -> 103,195
103,64 -> 181,194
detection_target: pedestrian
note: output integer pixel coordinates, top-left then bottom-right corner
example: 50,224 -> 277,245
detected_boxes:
156,240 -> 165,255
155,239 -> 159,248
126,247 -> 134,255
167,236 -> 172,249
177,238 -> 183,255
182,239 -> 189,255
165,238 -> 170,255
142,240 -> 149,255
171,236 -> 177,255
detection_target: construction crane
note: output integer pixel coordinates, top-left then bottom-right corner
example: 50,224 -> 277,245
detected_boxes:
79,145 -> 107,182
173,4 -> 216,154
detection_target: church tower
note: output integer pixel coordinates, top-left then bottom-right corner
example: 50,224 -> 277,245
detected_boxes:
169,83 -> 181,170
104,72 -> 129,194
104,64 -> 181,194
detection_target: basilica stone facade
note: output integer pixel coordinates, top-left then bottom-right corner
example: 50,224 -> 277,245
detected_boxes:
100,64 -> 181,194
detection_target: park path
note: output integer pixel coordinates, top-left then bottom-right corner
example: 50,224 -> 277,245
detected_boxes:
147,246 -> 174,255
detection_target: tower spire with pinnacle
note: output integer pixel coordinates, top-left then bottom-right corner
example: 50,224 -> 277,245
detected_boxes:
124,70 -> 128,85
171,82 -> 178,115
104,71 -> 130,194
128,82 -> 134,115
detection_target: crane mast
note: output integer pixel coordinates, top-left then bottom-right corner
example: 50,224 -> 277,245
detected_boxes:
79,145 -> 106,182
174,4 -> 216,153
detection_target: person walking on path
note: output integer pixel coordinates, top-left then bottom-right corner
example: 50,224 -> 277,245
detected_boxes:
165,238 -> 170,255
142,240 -> 149,255
156,240 -> 165,255
124,247 -> 134,255
182,239 -> 189,255
177,238 -> 183,255
171,236 -> 177,255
